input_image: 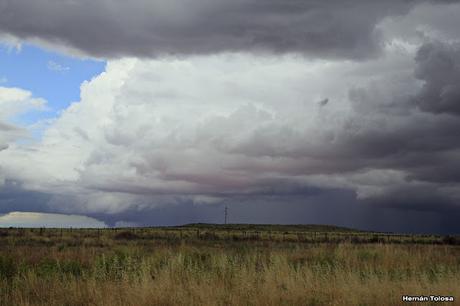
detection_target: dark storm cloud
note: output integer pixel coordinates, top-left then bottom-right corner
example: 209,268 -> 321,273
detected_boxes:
2,180 -> 458,233
208,41 -> 460,223
365,184 -> 459,214
0,180 -> 52,214
0,0 -> 438,59
226,108 -> 460,177
2,2 -> 460,233
339,42 -> 460,184
87,190 -> 460,234
414,42 -> 460,115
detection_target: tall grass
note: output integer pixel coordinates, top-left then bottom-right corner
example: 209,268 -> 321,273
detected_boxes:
0,239 -> 459,305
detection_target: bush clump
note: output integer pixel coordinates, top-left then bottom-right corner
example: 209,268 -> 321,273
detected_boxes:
114,231 -> 140,240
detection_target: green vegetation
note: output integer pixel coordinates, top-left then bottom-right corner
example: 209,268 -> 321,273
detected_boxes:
0,225 -> 458,305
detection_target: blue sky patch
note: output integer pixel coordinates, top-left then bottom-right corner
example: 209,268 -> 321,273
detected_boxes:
0,43 -> 105,126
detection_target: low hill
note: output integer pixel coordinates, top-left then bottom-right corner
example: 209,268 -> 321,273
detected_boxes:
178,223 -> 363,233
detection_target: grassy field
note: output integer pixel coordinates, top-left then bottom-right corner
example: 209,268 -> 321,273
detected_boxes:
0,224 -> 459,305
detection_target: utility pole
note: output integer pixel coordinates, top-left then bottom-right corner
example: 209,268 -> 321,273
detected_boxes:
224,206 -> 228,225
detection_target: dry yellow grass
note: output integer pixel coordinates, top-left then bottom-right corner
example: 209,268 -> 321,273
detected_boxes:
0,228 -> 459,305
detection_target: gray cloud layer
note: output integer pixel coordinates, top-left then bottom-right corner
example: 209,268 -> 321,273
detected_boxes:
1,1 -> 460,233
0,0 -> 447,59
414,42 -> 460,115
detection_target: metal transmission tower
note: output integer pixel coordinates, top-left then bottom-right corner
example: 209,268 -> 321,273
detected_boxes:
224,206 -> 228,225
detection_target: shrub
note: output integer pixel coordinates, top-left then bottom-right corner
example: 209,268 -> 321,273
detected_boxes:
442,236 -> 460,245
114,231 -> 140,240
0,256 -> 17,279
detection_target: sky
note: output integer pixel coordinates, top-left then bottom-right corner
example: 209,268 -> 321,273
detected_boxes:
1,0 -> 460,233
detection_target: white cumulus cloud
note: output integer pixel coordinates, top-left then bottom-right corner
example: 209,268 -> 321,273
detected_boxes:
0,48 -> 421,213
0,87 -> 47,153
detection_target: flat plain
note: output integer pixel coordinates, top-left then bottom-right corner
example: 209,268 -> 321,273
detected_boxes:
0,224 -> 459,306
